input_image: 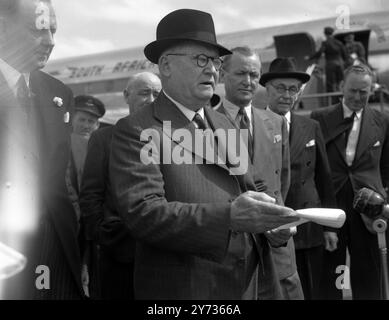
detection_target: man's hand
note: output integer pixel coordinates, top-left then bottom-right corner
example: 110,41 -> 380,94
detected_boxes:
265,228 -> 296,247
230,191 -> 299,234
324,231 -> 338,252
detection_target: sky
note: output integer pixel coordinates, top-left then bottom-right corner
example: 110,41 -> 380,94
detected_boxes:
50,0 -> 389,60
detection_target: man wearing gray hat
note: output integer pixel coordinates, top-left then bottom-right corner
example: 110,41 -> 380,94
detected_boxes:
109,9 -> 298,299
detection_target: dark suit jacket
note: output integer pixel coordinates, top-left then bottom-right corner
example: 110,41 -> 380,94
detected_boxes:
80,126 -> 135,264
285,113 -> 337,250
311,103 -> 389,198
0,70 -> 84,299
109,92 -> 280,299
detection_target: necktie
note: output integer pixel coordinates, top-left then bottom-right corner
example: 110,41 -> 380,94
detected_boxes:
16,75 -> 40,161
345,112 -> 356,144
345,112 -> 358,166
238,107 -> 253,160
193,113 -> 208,130
16,75 -> 32,112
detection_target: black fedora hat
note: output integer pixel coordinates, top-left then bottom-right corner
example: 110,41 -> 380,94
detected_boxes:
144,9 -> 232,64
259,57 -> 311,87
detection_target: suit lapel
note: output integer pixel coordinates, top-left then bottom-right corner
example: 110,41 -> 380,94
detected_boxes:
354,106 -> 378,163
321,104 -> 348,162
252,108 -> 273,160
289,113 -> 308,164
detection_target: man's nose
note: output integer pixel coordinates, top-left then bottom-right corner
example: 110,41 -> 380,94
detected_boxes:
283,90 -> 292,98
149,94 -> 157,103
41,30 -> 55,47
204,60 -> 218,75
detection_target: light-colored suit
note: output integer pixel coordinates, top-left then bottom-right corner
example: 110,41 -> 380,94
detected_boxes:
218,104 -> 303,299
109,92 -> 281,299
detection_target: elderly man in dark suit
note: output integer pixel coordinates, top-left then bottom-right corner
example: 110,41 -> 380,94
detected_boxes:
263,57 -> 337,299
109,9 -> 298,299
311,64 -> 389,299
0,0 -> 85,299
79,72 -> 161,299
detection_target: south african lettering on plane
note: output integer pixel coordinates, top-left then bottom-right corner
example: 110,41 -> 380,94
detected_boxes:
44,10 -> 389,124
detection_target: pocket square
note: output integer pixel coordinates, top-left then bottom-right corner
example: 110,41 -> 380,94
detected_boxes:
306,139 -> 316,147
373,141 -> 381,147
274,134 -> 282,143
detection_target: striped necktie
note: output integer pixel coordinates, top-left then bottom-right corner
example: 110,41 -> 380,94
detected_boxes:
238,107 -> 253,160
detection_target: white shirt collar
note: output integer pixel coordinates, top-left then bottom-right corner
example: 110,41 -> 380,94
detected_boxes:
342,99 -> 363,120
284,111 -> 291,124
163,90 -> 205,122
0,58 -> 30,96
223,98 -> 252,122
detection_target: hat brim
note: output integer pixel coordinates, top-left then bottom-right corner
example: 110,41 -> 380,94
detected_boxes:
74,108 -> 104,118
259,72 -> 311,87
144,38 -> 232,64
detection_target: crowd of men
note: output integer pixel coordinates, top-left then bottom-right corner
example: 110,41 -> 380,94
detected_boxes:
0,0 -> 388,300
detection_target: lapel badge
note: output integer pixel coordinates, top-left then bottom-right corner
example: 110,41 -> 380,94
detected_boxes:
373,141 -> 381,147
53,97 -> 63,107
306,139 -> 316,147
64,112 -> 70,124
274,134 -> 282,143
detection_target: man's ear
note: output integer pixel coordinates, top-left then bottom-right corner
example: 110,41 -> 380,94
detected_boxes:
158,55 -> 171,77
219,68 -> 226,83
123,88 -> 128,98
0,17 -> 7,42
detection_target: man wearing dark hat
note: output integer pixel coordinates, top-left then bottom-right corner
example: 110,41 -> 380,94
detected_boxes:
109,9 -> 298,299
68,95 -> 105,297
70,95 -> 105,191
308,26 -> 348,100
262,57 -> 337,299
311,64 -> 389,300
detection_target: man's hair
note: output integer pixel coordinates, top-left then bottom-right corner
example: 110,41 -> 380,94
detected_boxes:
344,64 -> 374,81
324,27 -> 334,36
0,0 -> 51,18
124,72 -> 160,93
222,46 -> 260,71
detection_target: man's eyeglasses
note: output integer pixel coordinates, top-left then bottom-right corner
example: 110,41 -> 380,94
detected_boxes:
165,53 -> 223,71
269,82 -> 300,96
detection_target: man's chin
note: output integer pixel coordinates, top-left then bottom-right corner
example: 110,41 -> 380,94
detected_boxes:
34,56 -> 50,70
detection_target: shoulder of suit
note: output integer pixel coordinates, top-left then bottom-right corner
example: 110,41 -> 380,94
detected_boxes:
258,107 -> 283,122
94,125 -> 113,138
205,105 -> 236,129
292,113 -> 318,126
368,106 -> 389,123
311,104 -> 339,118
32,70 -> 72,93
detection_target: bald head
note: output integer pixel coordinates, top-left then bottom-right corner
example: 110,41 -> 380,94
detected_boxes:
123,72 -> 162,114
